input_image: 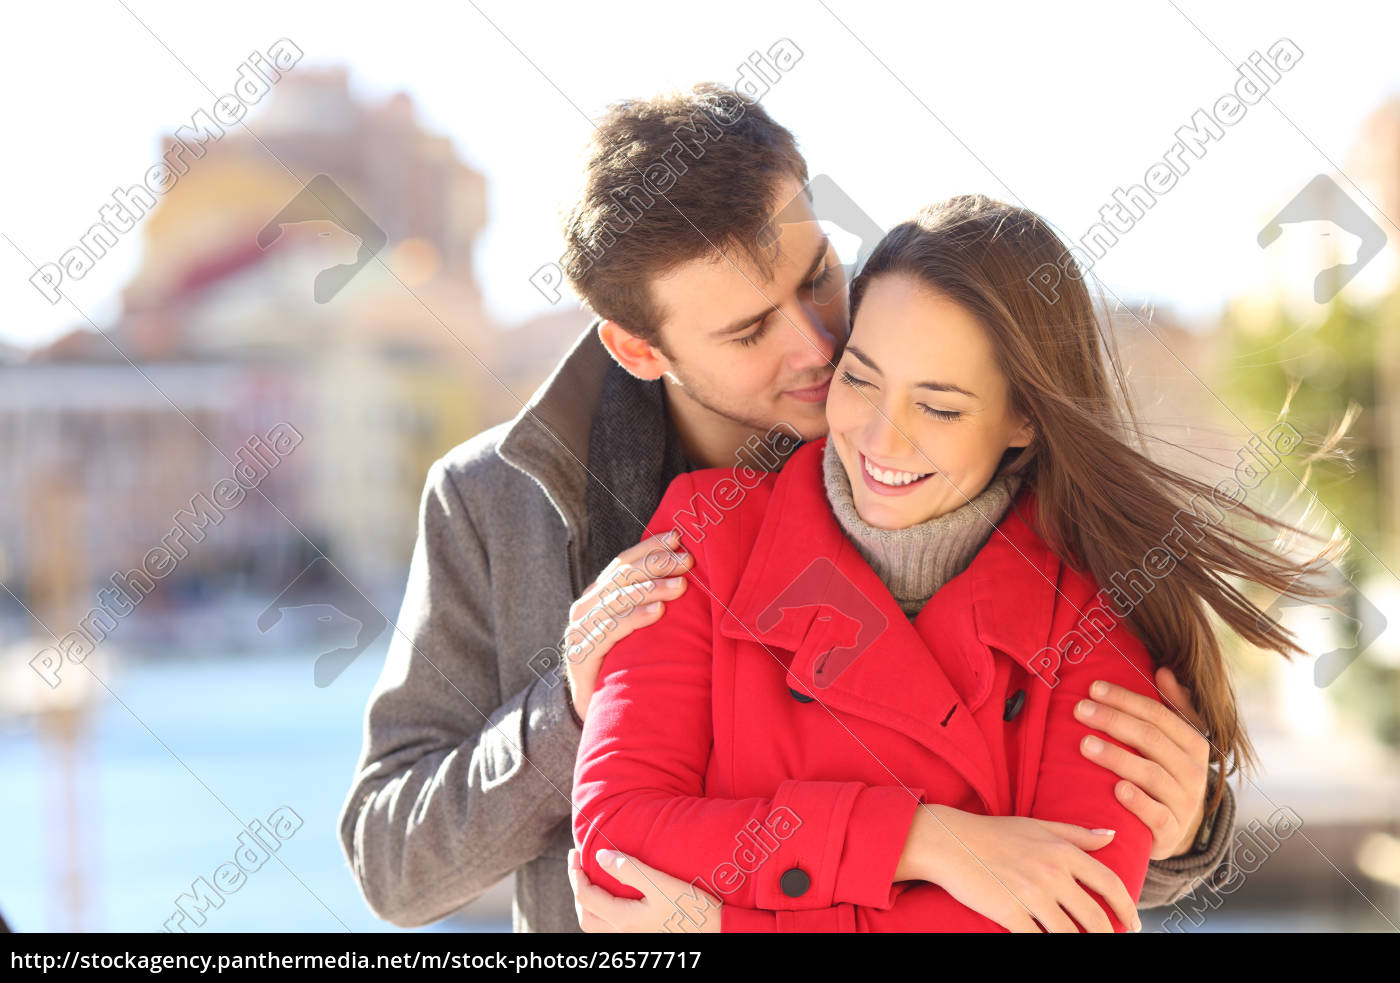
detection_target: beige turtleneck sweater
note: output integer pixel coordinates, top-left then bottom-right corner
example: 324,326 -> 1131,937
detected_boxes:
821,438 -> 1024,618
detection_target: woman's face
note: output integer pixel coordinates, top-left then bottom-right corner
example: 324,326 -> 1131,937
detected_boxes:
825,274 -> 1033,530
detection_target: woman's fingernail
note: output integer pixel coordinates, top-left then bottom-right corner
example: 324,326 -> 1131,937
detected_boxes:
1083,736 -> 1104,754
664,577 -> 684,588
645,602 -> 662,614
1091,680 -> 1109,699
596,849 -> 619,866
675,552 -> 691,564
1132,917 -> 1143,933
1077,700 -> 1096,717
664,530 -> 680,545
1090,828 -> 1116,837
1119,782 -> 1135,800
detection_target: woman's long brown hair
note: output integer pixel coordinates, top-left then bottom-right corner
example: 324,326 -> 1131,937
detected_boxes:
849,195 -> 1348,813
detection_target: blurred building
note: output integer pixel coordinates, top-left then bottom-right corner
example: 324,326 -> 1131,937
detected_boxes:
0,67 -> 582,648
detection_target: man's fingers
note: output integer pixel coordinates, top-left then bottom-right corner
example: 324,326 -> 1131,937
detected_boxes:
598,577 -> 686,612
575,878 -> 637,927
570,851 -> 623,932
1078,731 -> 1182,807
613,531 -> 690,577
1084,680 -> 1205,755
596,848 -> 673,897
586,560 -> 691,606
639,541 -> 694,579
1154,666 -> 1206,731
1076,695 -> 1203,777
568,599 -> 667,662
577,906 -> 618,932
1115,779 -> 1178,847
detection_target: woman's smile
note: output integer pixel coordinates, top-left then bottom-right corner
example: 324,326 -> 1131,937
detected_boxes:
858,452 -> 937,496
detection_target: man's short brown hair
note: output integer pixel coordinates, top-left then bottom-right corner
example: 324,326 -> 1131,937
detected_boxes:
560,83 -> 809,347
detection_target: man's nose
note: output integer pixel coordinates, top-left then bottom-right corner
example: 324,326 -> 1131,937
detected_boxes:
782,307 -> 839,371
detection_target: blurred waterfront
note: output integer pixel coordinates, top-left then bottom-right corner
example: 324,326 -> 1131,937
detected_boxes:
0,641 -> 514,933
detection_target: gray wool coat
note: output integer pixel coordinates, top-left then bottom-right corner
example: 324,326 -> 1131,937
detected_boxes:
337,322 -> 1236,932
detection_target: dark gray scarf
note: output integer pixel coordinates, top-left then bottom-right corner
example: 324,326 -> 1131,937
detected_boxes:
583,363 -> 694,584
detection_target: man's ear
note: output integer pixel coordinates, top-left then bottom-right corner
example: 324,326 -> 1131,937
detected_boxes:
597,319 -> 670,381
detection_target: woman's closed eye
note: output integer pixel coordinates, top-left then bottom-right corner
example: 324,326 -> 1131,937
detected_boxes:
840,370 -> 962,421
920,405 -> 961,421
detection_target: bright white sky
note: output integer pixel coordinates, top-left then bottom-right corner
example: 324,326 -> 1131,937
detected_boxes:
2,0 -> 1397,349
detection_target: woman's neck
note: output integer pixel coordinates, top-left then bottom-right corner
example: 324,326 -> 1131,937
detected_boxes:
821,438 -> 1023,617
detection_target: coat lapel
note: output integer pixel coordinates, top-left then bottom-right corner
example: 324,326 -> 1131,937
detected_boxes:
718,440 -> 1058,816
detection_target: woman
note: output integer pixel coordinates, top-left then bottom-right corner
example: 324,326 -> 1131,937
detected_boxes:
569,195 -> 1336,932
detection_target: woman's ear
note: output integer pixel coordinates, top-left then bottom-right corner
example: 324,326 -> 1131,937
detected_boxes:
1008,414 -> 1035,449
598,319 -> 670,381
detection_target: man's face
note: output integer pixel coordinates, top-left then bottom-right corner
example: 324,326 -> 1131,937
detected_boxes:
646,175 -> 850,441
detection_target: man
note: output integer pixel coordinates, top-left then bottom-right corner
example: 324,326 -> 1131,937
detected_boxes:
337,83 -> 1235,932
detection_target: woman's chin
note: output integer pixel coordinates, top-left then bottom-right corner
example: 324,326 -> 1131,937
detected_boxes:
853,498 -> 920,531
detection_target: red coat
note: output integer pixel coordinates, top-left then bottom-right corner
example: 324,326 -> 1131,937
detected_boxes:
572,438 -> 1160,932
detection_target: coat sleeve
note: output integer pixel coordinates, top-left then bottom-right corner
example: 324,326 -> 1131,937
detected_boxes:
1139,772 -> 1237,907
572,473 -> 924,914
717,569 -> 1161,933
338,454 -> 582,928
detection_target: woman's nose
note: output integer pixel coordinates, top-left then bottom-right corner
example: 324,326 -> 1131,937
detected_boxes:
862,406 -> 914,459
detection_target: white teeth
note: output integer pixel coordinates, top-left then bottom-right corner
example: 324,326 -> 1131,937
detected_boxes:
863,456 -> 930,486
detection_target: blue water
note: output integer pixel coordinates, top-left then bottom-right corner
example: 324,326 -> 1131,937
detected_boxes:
3,642 -> 1390,934
0,642 -> 511,934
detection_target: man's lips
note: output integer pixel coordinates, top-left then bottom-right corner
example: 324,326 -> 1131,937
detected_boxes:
784,378 -> 831,403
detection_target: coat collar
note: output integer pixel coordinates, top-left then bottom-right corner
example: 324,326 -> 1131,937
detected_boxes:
497,319 -> 612,540
718,438 -> 1060,814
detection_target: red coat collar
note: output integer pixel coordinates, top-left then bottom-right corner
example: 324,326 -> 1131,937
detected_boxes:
718,438 -> 1061,814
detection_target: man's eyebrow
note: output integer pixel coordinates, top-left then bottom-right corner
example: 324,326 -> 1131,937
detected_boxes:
712,237 -> 831,338
844,346 -> 978,398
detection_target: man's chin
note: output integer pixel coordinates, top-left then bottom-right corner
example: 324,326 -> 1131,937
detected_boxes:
779,412 -> 829,443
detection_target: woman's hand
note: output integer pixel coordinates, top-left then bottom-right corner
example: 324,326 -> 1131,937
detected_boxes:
909,805 -> 1141,932
1075,667 -> 1211,859
563,531 -> 693,721
569,848 -> 721,933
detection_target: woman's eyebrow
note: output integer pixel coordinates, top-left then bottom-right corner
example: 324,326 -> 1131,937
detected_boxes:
845,345 -> 977,398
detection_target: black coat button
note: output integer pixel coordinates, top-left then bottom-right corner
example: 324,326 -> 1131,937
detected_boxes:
789,686 -> 815,703
779,867 -> 810,897
1004,689 -> 1026,721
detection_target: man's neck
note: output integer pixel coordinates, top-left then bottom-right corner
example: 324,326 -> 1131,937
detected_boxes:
662,377 -> 770,470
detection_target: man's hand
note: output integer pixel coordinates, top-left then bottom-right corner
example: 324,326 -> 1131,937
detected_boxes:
569,848 -> 721,933
563,531 -> 693,721
1075,666 -> 1211,859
